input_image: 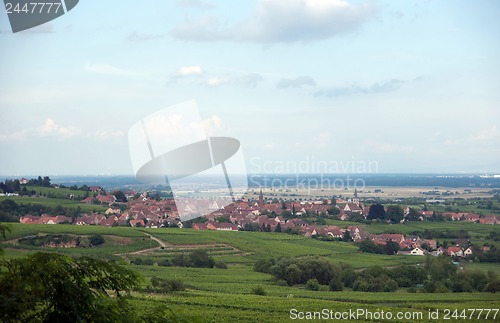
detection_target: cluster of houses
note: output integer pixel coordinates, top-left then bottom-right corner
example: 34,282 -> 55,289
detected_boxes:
16,190 -> 498,251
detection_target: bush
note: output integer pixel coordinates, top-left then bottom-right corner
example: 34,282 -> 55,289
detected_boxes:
171,250 -> 216,268
149,277 -> 185,293
142,258 -> 154,266
158,259 -> 171,267
251,286 -> 267,296
130,257 -> 142,265
270,257 -> 340,286
89,234 -> 105,246
254,257 -> 276,273
306,279 -> 320,291
329,277 -> 343,291
214,260 -> 228,269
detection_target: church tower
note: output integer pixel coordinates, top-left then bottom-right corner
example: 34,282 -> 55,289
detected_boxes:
259,189 -> 264,207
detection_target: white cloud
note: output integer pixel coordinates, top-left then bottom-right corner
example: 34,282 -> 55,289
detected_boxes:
143,114 -> 224,140
205,73 -> 263,88
206,76 -> 228,87
277,75 -> 316,88
177,66 -> 204,77
84,64 -> 132,76
38,118 -> 80,139
171,0 -> 376,43
0,118 -> 125,142
315,78 -> 408,97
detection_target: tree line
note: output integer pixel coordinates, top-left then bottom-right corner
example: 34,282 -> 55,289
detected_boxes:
254,255 -> 500,293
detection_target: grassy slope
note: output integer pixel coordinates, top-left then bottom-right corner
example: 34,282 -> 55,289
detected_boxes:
0,196 -> 107,212
1,223 -> 499,322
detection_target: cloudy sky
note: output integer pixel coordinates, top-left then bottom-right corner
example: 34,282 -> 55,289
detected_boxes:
0,0 -> 499,176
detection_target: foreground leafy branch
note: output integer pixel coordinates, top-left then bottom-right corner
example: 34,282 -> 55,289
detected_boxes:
0,252 -> 140,322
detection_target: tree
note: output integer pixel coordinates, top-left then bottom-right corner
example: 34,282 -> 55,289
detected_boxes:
358,239 -> 384,254
112,190 -> 127,203
386,205 -> 404,223
306,279 -> 320,291
42,176 -> 51,187
406,208 -> 421,221
89,234 -> 105,246
275,222 -> 282,233
0,223 -> 11,254
342,230 -> 352,242
384,240 -> 400,255
367,204 -> 385,220
0,253 -> 139,322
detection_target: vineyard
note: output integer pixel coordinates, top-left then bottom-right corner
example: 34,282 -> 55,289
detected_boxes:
1,223 -> 500,322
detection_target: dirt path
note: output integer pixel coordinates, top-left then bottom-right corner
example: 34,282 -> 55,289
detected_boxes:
115,232 -> 170,256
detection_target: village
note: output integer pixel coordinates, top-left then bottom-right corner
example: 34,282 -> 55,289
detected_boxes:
17,187 -> 499,258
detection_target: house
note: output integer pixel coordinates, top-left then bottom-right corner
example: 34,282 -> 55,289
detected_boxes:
96,194 -> 116,204
203,221 -> 238,231
463,213 -> 480,223
480,216 -> 497,225
463,247 -> 473,257
20,178 -> 28,185
447,246 -> 463,257
483,245 -> 491,252
418,210 -> 434,218
81,197 -> 94,204
20,215 -> 40,224
410,247 -> 426,256
129,219 -> 145,227
192,222 -> 208,230
105,208 -> 121,215
343,203 -> 362,213
89,186 -> 102,192
423,239 -> 437,250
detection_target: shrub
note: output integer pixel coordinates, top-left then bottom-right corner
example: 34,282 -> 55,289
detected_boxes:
306,279 -> 320,291
149,277 -> 185,293
251,286 -> 267,296
89,234 -> 105,246
214,260 -> 228,269
329,277 -> 343,291
142,258 -> 154,266
158,259 -> 171,267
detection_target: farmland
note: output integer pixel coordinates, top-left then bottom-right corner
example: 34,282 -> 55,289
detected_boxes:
1,223 -> 500,322
0,196 -> 107,213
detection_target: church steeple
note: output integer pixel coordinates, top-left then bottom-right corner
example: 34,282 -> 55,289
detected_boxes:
259,189 -> 264,207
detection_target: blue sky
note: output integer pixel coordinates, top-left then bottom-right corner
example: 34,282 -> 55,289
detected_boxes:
0,0 -> 499,176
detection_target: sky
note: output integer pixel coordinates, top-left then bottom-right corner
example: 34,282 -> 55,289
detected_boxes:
0,0 -> 499,176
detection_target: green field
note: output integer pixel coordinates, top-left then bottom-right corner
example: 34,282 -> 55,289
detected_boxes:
1,223 -> 500,322
0,196 -> 107,212
25,185 -> 89,199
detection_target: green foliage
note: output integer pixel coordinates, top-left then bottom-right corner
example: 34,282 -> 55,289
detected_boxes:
386,205 -> 404,223
251,286 -> 267,296
254,257 -> 276,273
0,252 -> 139,322
89,234 -> 105,246
112,190 -> 127,203
329,276 -> 343,291
368,203 -> 385,220
147,276 -> 185,294
306,278 -> 320,291
270,257 -> 340,286
358,239 -> 385,254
